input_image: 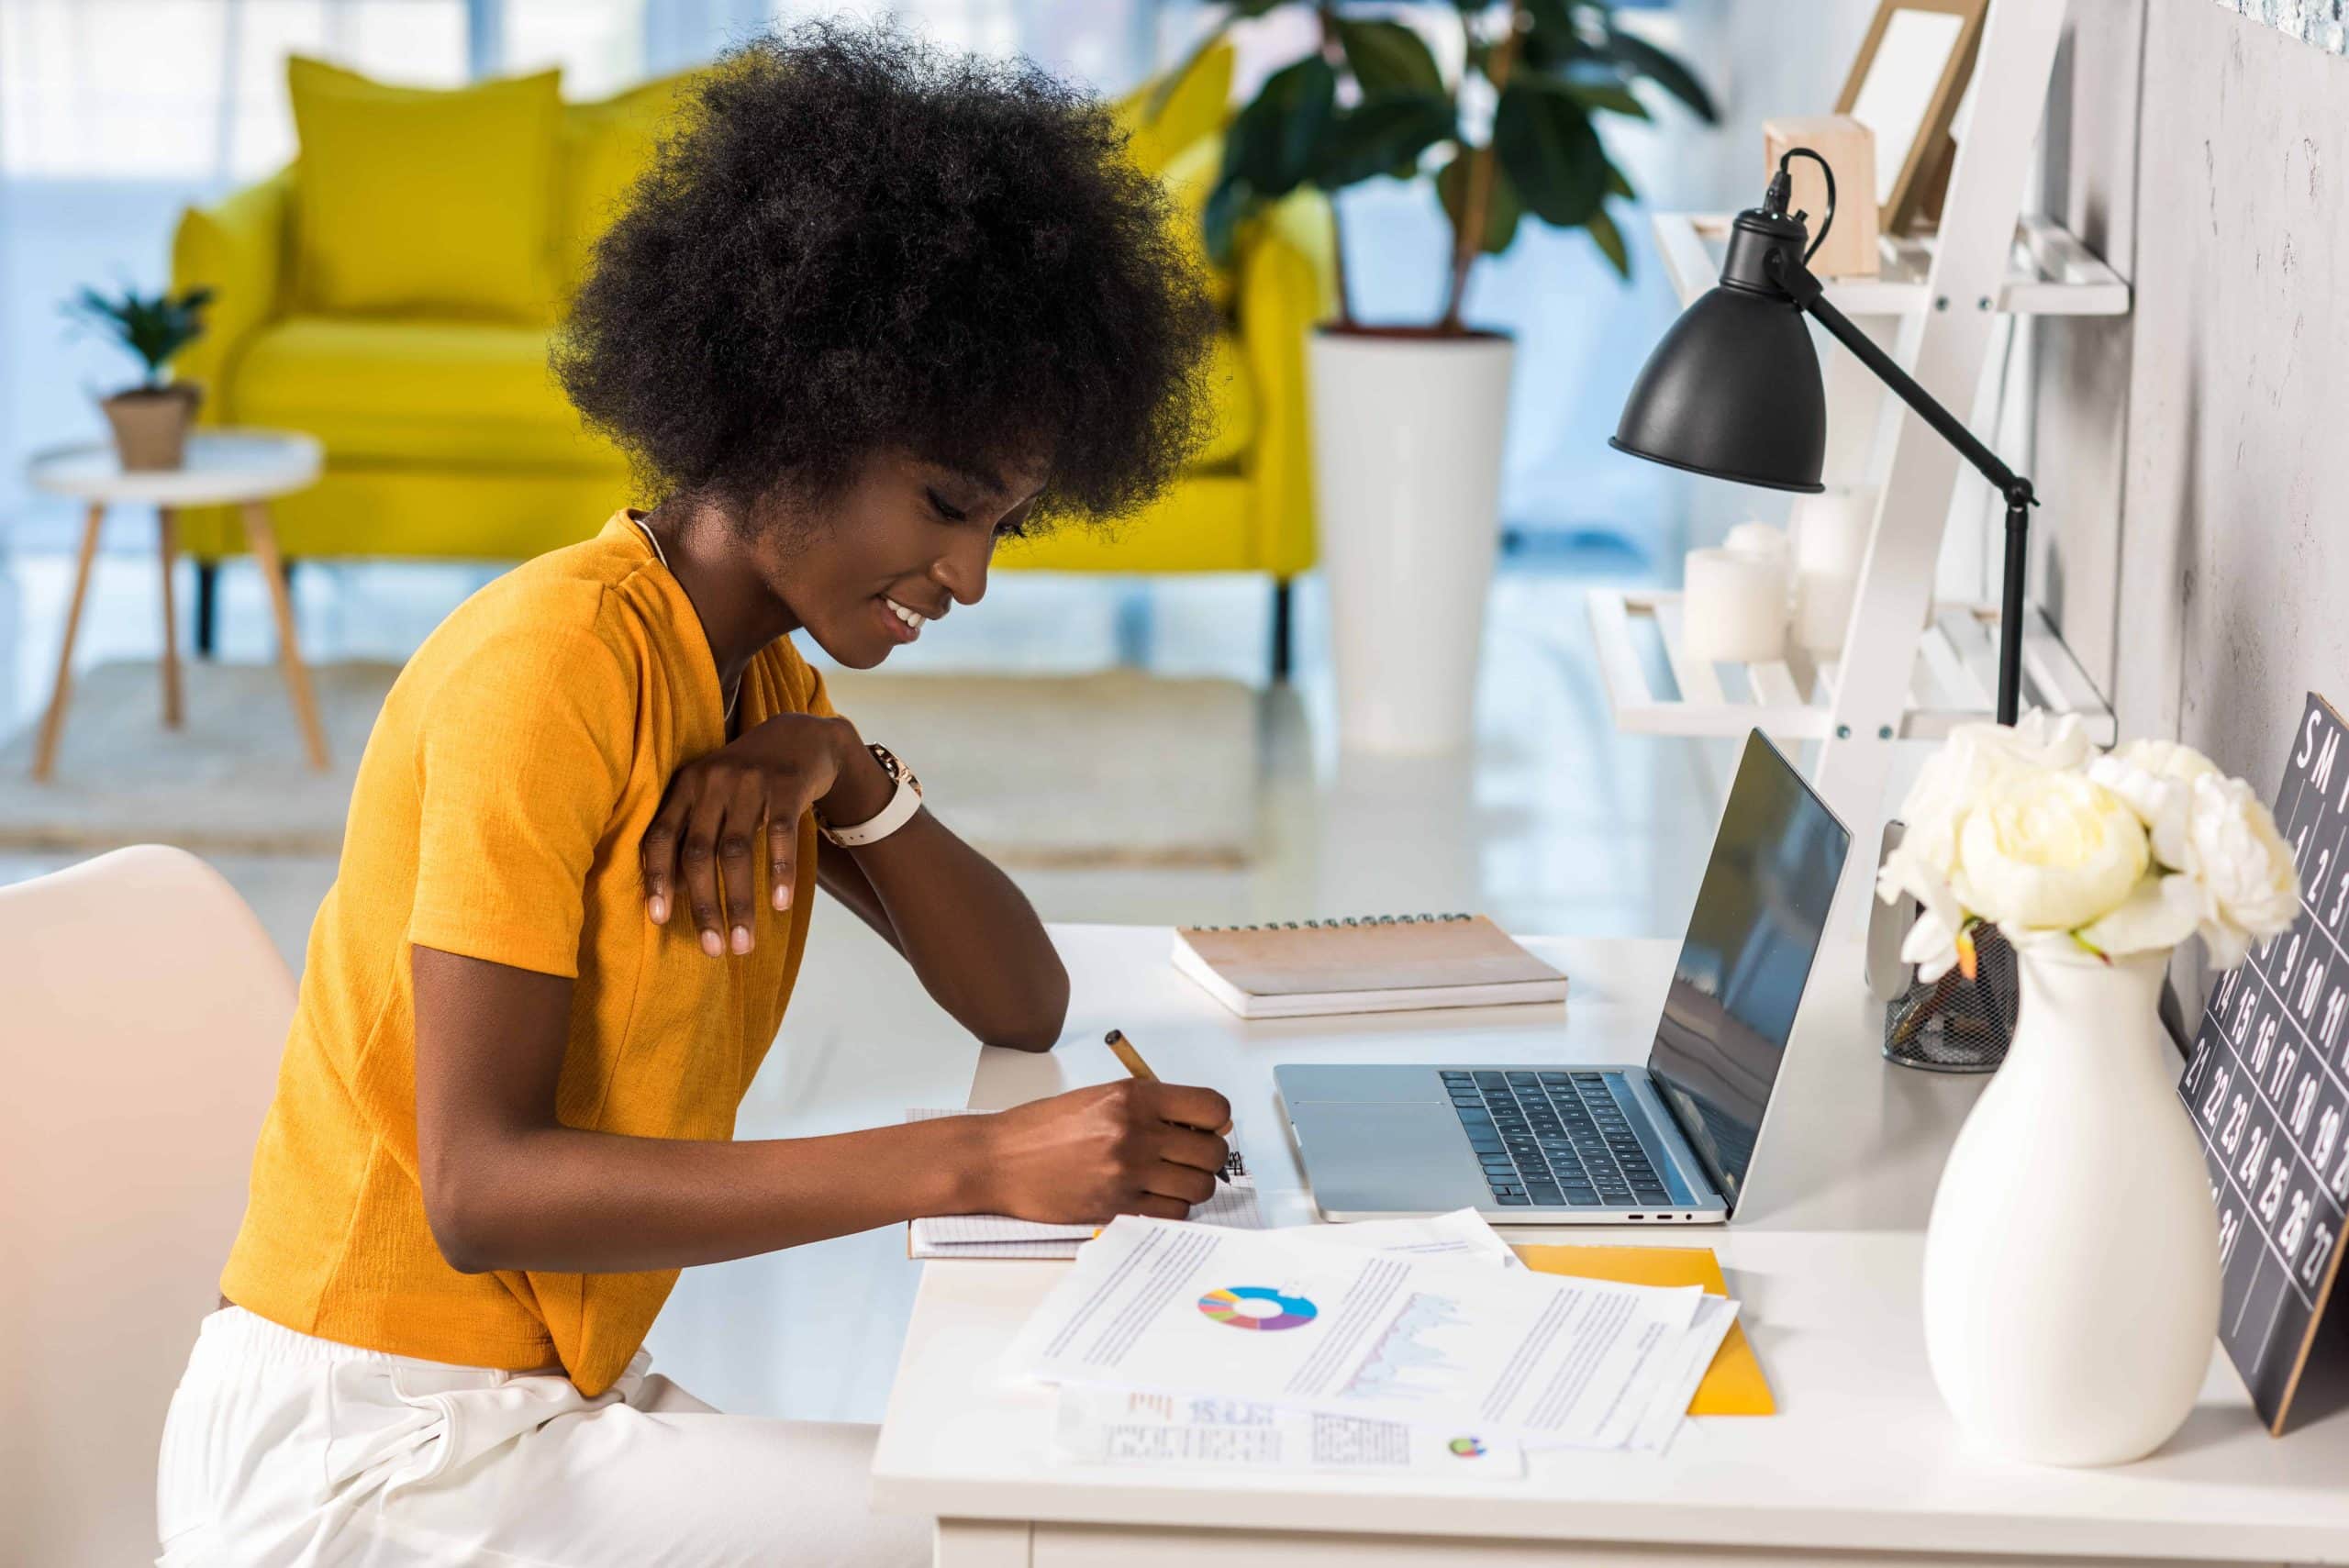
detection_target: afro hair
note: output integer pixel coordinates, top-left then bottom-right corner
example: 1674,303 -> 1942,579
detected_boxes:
551,20 -> 1219,531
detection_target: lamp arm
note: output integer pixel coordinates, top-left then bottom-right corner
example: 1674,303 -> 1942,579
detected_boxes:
1765,250 -> 2032,508
1765,248 -> 2034,725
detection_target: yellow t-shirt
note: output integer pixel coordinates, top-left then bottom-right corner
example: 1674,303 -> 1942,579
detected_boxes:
221,512 -> 832,1396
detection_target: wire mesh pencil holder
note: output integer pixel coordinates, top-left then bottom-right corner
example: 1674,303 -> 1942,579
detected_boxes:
1882,923 -> 2021,1073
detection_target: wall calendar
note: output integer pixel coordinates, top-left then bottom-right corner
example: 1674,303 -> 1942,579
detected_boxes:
2180,692 -> 2349,1432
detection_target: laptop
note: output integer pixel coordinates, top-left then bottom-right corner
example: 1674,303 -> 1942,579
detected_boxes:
1275,731 -> 1850,1225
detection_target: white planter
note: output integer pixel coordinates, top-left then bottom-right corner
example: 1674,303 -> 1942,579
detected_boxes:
1308,330 -> 1513,754
1922,944 -> 2221,1466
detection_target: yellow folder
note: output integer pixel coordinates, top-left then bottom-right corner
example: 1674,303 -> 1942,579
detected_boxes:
1513,1244 -> 1775,1416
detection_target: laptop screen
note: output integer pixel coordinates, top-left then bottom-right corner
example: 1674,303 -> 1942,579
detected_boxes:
1645,732 -> 1850,1213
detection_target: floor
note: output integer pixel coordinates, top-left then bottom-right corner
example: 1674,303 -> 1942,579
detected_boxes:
0,525 -> 1720,1424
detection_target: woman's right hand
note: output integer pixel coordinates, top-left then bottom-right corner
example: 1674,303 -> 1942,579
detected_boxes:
974,1080 -> 1232,1224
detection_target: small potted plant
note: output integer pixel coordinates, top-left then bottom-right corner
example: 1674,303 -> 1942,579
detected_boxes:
65,284 -> 215,471
1196,0 -> 1712,751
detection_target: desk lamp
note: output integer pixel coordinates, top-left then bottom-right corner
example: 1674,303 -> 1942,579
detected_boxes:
1609,149 -> 2036,725
1610,150 -> 2038,1072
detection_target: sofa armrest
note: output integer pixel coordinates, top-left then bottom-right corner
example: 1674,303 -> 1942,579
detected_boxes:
171,169 -> 294,422
1232,189 -> 1336,579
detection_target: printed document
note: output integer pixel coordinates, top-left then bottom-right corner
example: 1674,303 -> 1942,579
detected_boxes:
1004,1216 -> 1703,1449
1052,1389 -> 1528,1477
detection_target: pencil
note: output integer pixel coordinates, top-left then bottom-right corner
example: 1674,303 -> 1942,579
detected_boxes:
1105,1029 -> 1234,1176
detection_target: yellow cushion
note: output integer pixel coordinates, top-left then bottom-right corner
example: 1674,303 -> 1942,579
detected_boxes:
1115,41 -> 1232,175
236,316 -> 621,471
556,71 -> 697,295
1159,134 -> 1235,316
287,57 -> 563,321
1195,330 -> 1254,468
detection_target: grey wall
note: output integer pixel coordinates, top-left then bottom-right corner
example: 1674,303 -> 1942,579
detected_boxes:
2040,0 -> 2349,782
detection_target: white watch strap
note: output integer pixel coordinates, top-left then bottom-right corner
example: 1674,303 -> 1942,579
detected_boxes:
822,770 -> 922,848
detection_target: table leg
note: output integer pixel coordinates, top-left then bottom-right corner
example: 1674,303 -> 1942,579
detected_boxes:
158,505 -> 183,728
31,504 -> 106,782
239,501 -> 329,772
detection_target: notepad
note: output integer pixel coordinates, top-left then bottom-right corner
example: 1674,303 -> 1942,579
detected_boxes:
1171,914 -> 1567,1018
904,1109 -> 1262,1259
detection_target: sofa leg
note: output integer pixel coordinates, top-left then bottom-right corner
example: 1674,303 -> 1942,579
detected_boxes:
1270,578 -> 1294,684
194,562 -> 218,660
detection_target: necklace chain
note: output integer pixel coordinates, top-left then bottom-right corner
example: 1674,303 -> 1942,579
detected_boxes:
632,515 -> 740,728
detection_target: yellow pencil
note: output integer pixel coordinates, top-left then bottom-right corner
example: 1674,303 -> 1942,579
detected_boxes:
1105,1029 -> 1236,1173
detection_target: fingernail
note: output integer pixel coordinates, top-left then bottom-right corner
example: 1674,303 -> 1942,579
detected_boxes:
700,929 -> 722,958
648,895 -> 667,923
771,884 -> 791,911
731,925 -> 751,955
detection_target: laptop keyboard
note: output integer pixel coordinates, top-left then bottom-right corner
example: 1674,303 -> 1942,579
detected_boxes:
1442,1070 -> 1673,1208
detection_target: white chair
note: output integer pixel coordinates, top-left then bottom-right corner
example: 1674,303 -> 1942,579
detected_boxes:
0,846 -> 293,1566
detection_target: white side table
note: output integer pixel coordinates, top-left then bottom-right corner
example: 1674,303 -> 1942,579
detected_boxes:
25,428 -> 328,781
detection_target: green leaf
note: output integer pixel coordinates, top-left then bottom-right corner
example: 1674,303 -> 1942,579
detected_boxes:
1517,0 -> 1594,72
1334,17 -> 1445,98
1316,91 -> 1456,188
1603,26 -> 1717,124
1223,55 -> 1337,197
1492,78 -> 1607,229
1604,159 -> 1636,201
1586,203 -> 1630,279
1436,150 -> 1524,256
1564,80 -> 1648,120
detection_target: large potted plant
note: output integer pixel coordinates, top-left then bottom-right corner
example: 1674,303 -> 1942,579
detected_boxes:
1198,0 -> 1712,751
65,284 -> 214,471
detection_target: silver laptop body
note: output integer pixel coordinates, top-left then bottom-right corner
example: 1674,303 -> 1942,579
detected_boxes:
1276,732 -> 1850,1227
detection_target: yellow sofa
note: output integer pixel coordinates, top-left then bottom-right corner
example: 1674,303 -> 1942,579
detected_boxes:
168,58 -> 1333,669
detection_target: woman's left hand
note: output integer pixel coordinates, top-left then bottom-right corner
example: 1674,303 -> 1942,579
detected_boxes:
640,714 -> 885,957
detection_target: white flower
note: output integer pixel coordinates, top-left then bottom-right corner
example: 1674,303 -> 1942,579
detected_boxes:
2076,872 -> 2202,956
1885,711 -> 2092,881
2088,739 -> 2221,870
1876,711 -> 2093,980
2178,774 -> 2299,968
1952,768 -> 2149,932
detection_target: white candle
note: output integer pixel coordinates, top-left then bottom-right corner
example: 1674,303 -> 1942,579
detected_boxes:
1684,547 -> 1787,662
1792,485 -> 1877,577
1796,571 -> 1859,654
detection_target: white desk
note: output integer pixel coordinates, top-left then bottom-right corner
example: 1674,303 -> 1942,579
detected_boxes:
872,926 -> 2349,1566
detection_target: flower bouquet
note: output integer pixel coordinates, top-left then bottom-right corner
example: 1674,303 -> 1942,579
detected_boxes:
1878,713 -> 2299,1466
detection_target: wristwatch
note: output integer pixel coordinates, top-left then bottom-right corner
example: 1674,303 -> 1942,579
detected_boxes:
818,741 -> 923,848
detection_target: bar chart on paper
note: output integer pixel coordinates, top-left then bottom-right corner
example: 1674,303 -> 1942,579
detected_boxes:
1339,1294 -> 1468,1403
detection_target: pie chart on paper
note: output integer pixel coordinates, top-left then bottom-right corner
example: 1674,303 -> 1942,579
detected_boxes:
1197,1285 -> 1318,1331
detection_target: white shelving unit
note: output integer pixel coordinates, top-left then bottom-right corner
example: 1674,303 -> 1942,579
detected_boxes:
1586,0 -> 2127,832
1646,212 -> 2132,319
1586,589 -> 2115,744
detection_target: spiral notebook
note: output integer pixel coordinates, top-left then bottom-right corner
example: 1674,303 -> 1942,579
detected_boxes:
903,1109 -> 1262,1259
1171,913 -> 1567,1019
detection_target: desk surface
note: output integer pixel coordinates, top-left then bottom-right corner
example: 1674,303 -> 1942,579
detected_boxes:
871,926 -> 2349,1562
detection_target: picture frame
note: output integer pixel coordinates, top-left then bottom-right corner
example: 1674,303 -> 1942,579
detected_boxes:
1834,0 -> 1988,236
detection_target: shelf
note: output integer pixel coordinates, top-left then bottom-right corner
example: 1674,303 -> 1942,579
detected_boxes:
1586,588 -> 2116,746
1650,213 -> 2132,318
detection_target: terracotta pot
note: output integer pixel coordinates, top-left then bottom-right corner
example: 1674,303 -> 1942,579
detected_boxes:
100,383 -> 203,471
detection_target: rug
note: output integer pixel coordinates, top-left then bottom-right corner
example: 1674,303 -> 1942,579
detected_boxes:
0,661 -> 1262,867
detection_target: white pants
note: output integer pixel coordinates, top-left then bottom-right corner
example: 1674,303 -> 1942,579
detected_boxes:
157,1307 -> 931,1568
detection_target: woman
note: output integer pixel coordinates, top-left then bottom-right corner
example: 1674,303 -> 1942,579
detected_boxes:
157,24 -> 1226,1566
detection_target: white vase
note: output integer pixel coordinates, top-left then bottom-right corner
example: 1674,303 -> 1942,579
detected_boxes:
1308,330 -> 1514,755
1922,943 -> 2221,1466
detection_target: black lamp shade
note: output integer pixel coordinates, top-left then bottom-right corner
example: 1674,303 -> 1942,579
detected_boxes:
1609,284 -> 1829,495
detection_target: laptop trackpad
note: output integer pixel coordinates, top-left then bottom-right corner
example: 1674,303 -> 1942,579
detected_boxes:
1289,1100 -> 1490,1218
